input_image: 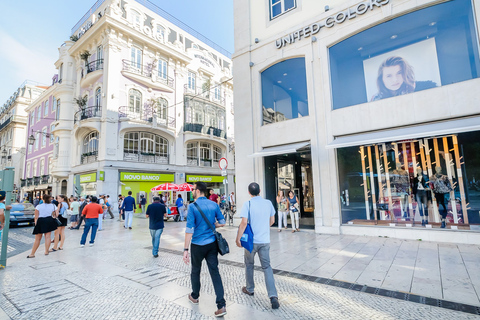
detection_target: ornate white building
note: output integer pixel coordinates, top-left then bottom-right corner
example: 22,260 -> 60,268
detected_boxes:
51,0 -> 234,205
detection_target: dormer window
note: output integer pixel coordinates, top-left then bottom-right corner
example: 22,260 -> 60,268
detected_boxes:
131,9 -> 142,28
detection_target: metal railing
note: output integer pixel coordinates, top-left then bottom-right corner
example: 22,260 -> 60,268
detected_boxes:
123,152 -> 169,164
122,60 -> 175,88
33,176 -> 40,186
41,175 -> 50,184
118,106 -> 176,128
20,179 -> 26,187
74,106 -> 102,124
184,84 -> 225,106
71,0 -> 106,35
81,150 -> 98,164
26,178 -> 33,186
85,59 -> 104,75
184,123 -> 226,139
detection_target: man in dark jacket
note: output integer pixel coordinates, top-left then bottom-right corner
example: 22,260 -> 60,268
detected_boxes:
121,191 -> 136,229
146,196 -> 167,257
72,197 -> 88,230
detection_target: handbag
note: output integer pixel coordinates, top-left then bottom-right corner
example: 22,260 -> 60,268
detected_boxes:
193,202 -> 229,256
240,201 -> 254,253
51,204 -> 62,226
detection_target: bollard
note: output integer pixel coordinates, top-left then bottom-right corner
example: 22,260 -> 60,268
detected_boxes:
0,167 -> 15,269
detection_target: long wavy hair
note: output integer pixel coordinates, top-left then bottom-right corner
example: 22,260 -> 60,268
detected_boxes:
376,56 -> 415,97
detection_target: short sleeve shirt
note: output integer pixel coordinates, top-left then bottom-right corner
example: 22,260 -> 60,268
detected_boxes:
70,201 -> 80,214
36,203 -> 57,218
240,197 -> 275,244
82,203 -> 104,219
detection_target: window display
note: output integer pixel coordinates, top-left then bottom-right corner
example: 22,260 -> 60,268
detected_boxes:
338,131 -> 480,230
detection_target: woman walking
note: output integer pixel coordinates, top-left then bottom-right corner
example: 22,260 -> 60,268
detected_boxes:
51,195 -> 69,251
276,190 -> 288,232
288,191 -> 300,233
27,194 -> 58,258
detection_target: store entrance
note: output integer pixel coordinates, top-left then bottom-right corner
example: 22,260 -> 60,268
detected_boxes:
264,147 -> 315,229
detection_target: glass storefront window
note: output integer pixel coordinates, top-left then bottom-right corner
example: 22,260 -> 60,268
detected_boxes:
337,131 -> 480,230
261,58 -> 309,125
329,0 -> 480,110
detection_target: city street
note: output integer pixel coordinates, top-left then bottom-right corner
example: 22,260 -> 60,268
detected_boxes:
1,214 -> 479,319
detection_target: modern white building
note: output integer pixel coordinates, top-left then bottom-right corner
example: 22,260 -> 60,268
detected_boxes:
233,0 -> 480,244
0,81 -> 47,198
50,0 -> 234,207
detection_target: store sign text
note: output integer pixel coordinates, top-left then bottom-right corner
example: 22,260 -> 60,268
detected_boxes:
275,0 -> 390,49
187,175 -> 224,183
80,173 -> 96,183
120,172 -> 174,182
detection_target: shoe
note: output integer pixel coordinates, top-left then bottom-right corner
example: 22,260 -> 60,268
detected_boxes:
421,220 -> 425,226
80,244 -> 85,248
110,217 -> 114,219
214,307 -> 227,317
296,228 -> 300,232
129,227 -> 132,230
441,221 -> 446,228
26,255 -> 35,258
49,248 -> 57,252
153,254 -> 159,258
292,230 -> 295,233
188,294 -> 199,305
242,286 -> 254,296
271,297 -> 280,309
89,243 -> 94,247
278,229 -> 281,232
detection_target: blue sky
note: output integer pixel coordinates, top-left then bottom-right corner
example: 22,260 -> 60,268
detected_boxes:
0,0 -> 234,103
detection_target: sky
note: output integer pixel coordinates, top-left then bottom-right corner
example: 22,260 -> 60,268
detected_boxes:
0,0 -> 234,103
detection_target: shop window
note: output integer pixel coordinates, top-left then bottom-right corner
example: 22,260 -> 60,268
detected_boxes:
330,0 -> 480,110
270,0 -> 296,20
261,58 -> 309,125
128,89 -> 142,114
337,131 -> 480,230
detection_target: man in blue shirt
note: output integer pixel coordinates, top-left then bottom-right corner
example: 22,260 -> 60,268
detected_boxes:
140,195 -> 147,216
183,182 -> 227,317
176,194 -> 185,221
236,182 -> 279,309
121,191 -> 136,229
146,196 -> 167,258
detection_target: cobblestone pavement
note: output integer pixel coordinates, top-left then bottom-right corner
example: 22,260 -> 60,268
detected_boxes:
0,216 -> 479,319
0,226 -> 36,259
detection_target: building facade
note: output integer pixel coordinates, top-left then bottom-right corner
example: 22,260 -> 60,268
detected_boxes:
0,81 -> 46,199
51,0 -> 234,207
233,0 -> 480,244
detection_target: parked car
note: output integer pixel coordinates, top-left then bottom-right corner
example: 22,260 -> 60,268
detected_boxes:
9,203 -> 35,227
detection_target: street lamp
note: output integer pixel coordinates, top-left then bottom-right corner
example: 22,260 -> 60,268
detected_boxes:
28,131 -> 50,146
1,148 -> 7,160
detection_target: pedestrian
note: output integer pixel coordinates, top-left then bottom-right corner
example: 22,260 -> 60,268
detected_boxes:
121,191 -> 136,229
276,190 -> 288,232
236,182 -> 280,309
288,190 -> 300,232
0,194 -> 12,241
69,197 -> 80,229
176,194 -> 185,221
80,196 -> 104,247
209,189 -> 220,205
98,194 -> 106,230
27,194 -> 58,258
51,195 -> 69,251
228,192 -> 235,211
72,197 -> 88,230
183,182 -> 227,317
33,195 -> 40,207
140,194 -> 147,216
106,195 -> 114,219
118,195 -> 124,221
146,196 -> 167,258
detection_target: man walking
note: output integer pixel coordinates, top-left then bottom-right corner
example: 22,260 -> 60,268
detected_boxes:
140,195 -> 147,216
176,194 -> 185,221
98,194 -> 106,231
72,197 -> 88,230
80,196 -> 104,247
235,182 -> 279,309
106,195 -> 114,219
121,191 -> 136,229
146,196 -> 167,258
183,182 -> 227,317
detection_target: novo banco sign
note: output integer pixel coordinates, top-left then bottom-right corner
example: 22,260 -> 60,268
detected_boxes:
275,0 -> 390,49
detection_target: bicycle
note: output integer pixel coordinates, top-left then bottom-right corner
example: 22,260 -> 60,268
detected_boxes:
222,204 -> 236,226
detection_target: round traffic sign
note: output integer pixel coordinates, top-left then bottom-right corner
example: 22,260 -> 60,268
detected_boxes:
219,157 -> 228,170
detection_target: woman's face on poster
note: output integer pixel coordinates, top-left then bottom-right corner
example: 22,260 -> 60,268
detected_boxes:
382,65 -> 404,91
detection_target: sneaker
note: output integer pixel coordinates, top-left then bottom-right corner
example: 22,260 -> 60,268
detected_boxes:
441,221 -> 446,228
89,243 -> 94,247
270,297 -> 280,309
242,286 -> 254,296
153,254 -> 159,258
80,244 -> 85,248
214,307 -> 227,317
188,294 -> 199,305
129,227 -> 132,230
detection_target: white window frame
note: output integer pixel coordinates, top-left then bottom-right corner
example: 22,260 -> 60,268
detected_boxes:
42,127 -> 47,147
156,24 -> 165,41
35,132 -> 39,150
95,87 -> 102,107
188,71 -> 196,90
37,106 -> 41,122
50,124 -> 55,143
40,158 -> 45,176
157,98 -> 168,120
131,9 -> 142,29
158,59 -> 168,79
28,143 -> 32,154
26,162 -> 31,178
128,89 -> 142,114
52,97 -> 56,112
44,100 -> 49,116
131,46 -> 143,70
270,0 -> 297,20
32,160 -> 38,177
82,131 -> 99,154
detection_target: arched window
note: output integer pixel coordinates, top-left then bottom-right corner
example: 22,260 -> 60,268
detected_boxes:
156,24 -> 165,40
123,132 -> 169,163
131,9 -> 141,28
83,132 -> 99,154
95,88 -> 101,107
129,89 -> 142,114
156,98 -> 168,120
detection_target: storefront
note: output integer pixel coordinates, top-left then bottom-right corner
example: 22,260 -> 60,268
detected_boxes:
119,171 -> 174,212
186,175 -> 226,194
76,172 -> 98,197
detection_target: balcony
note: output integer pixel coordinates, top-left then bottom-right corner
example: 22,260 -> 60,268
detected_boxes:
118,106 -> 175,129
74,106 -> 102,124
123,152 -> 168,164
80,59 -> 104,87
184,123 -> 226,139
33,176 -> 40,186
81,151 -> 98,164
121,60 -> 174,92
41,175 -> 50,184
20,179 -> 26,187
26,178 -> 33,186
184,84 -> 225,106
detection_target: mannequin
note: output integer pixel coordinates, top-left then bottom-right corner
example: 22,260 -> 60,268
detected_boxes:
430,166 -> 452,228
391,162 -> 410,218
412,167 -> 430,226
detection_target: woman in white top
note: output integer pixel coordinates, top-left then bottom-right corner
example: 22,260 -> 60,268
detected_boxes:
276,190 -> 288,232
27,194 -> 58,258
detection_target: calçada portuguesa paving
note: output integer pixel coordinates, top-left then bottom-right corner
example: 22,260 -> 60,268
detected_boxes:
0,214 -> 479,319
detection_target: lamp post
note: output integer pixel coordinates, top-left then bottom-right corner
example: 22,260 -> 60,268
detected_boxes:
0,167 -> 15,268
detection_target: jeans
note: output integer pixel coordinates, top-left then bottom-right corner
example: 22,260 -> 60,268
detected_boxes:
107,206 -> 114,218
415,190 -> 428,217
290,210 -> 299,229
244,243 -> 278,298
124,211 -> 133,228
98,215 -> 103,230
190,241 -> 226,309
179,207 -> 185,221
435,193 -> 448,219
81,218 -> 99,245
141,205 -> 146,215
74,214 -> 84,229
278,211 -> 287,229
150,228 -> 164,256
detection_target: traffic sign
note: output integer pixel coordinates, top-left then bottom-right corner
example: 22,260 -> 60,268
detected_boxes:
219,157 -> 228,170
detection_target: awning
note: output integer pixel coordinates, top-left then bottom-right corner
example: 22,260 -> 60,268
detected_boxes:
326,116 -> 480,149
248,142 -> 310,158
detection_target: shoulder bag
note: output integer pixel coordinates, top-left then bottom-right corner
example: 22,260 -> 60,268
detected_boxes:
240,201 -> 254,253
193,202 -> 229,256
51,204 -> 62,226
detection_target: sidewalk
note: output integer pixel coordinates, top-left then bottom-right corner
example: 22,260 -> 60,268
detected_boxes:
0,214 -> 478,319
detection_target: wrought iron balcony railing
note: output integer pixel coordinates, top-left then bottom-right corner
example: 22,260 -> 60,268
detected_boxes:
118,106 -> 175,128
86,59 -> 104,74
122,60 -> 174,88
184,123 -> 226,139
123,152 -> 169,164
74,106 -> 102,124
81,150 -> 98,164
